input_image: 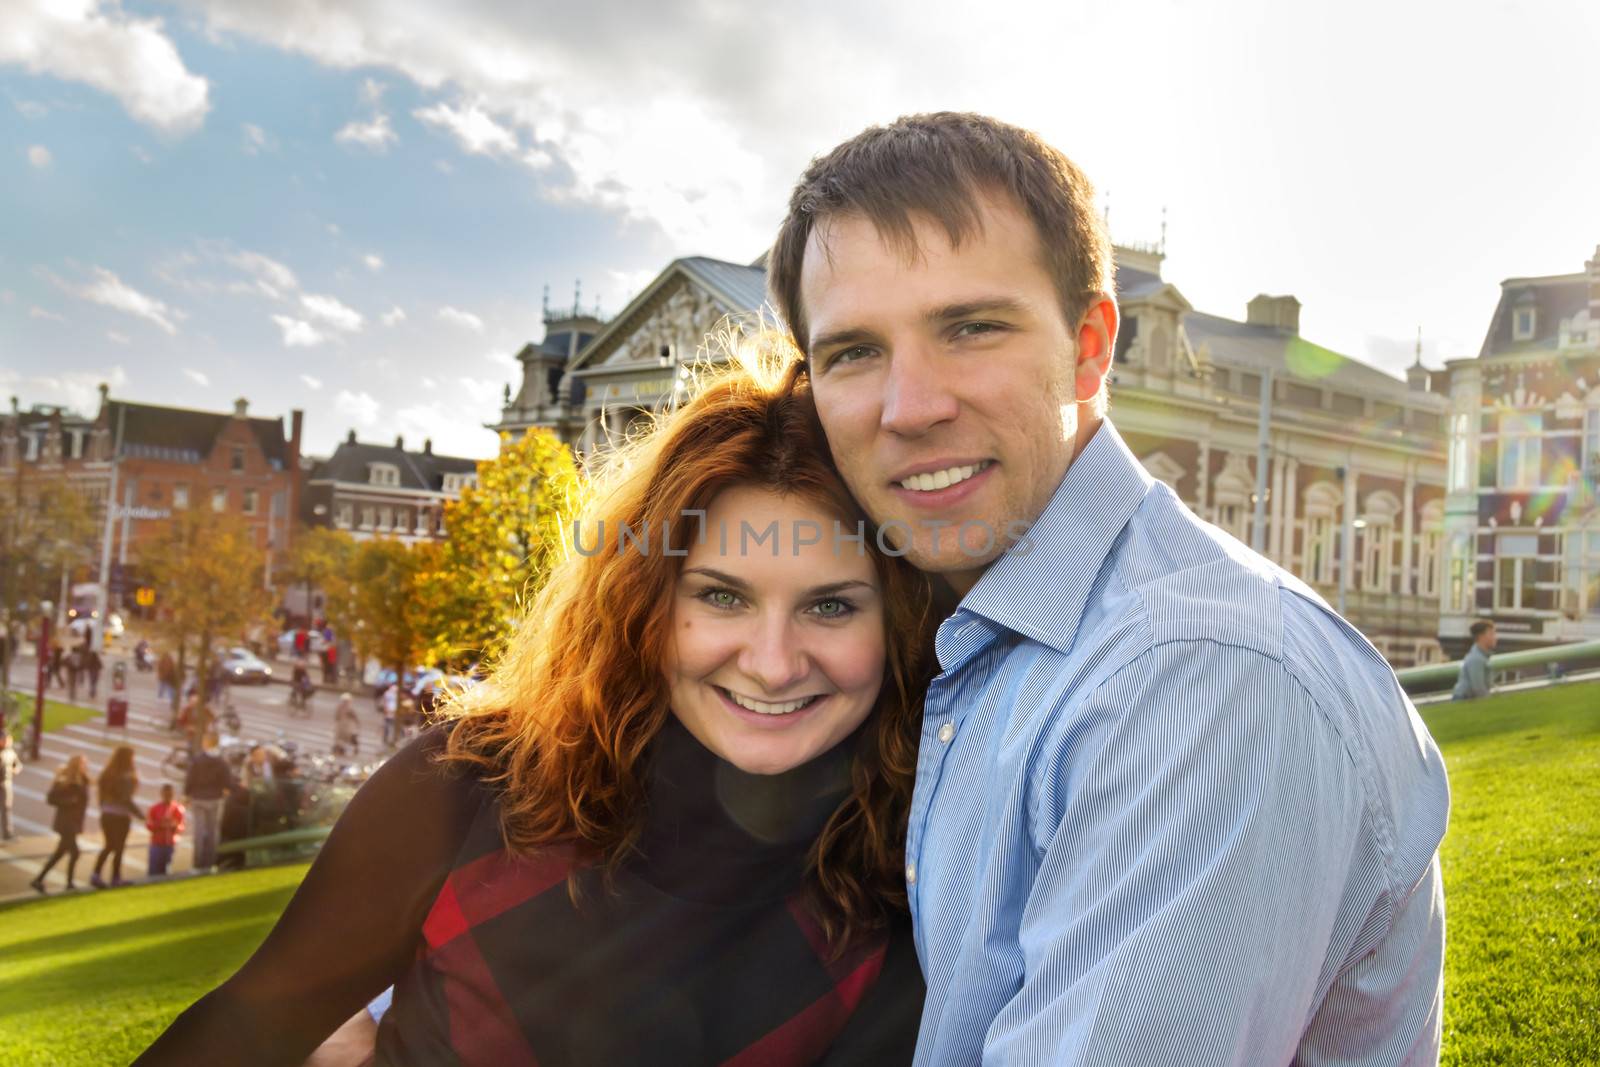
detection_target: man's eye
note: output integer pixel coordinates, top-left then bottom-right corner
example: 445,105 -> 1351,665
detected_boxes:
954,322 -> 1002,339
828,346 -> 874,367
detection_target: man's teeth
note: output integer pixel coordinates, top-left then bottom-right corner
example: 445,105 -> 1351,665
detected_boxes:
899,461 -> 989,493
725,690 -> 819,715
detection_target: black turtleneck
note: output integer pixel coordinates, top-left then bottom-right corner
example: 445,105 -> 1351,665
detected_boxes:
136,722 -> 924,1067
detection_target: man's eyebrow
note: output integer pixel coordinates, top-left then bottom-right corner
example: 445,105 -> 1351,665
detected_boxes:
809,325 -> 877,354
926,296 -> 1030,323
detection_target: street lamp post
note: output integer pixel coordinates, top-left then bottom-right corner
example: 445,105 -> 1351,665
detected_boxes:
32,600 -> 51,761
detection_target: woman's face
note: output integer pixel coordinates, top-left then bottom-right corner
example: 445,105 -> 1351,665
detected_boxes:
665,485 -> 887,775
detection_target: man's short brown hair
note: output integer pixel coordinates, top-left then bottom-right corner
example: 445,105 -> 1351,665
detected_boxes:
768,112 -> 1114,355
1469,620 -> 1495,639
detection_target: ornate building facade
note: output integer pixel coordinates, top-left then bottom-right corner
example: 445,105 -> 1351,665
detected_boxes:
493,247 -> 1451,665
1438,244 -> 1600,656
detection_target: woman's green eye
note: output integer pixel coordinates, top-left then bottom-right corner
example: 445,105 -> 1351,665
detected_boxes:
812,599 -> 852,618
705,590 -> 738,608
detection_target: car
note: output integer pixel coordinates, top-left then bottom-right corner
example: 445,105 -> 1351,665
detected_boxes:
222,647 -> 274,685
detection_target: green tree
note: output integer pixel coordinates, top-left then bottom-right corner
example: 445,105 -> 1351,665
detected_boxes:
347,538 -> 433,681
279,525 -> 357,634
419,430 -> 581,667
0,476 -> 100,697
140,509 -> 274,725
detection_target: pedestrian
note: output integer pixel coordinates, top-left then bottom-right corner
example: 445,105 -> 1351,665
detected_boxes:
66,643 -> 83,701
31,754 -> 91,892
91,744 -> 143,888
333,694 -> 360,756
145,783 -> 185,877
1453,620 -> 1497,700
0,733 -> 21,841
48,639 -> 66,687
86,646 -> 103,700
182,732 -> 234,872
157,649 -> 177,703
379,682 -> 398,749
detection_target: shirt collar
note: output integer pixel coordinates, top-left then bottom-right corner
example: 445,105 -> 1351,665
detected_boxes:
955,419 -> 1153,657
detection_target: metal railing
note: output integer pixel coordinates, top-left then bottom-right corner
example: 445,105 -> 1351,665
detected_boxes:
1395,638 -> 1600,694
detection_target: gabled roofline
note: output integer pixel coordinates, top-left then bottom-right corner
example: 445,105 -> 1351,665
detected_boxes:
567,257 -> 758,375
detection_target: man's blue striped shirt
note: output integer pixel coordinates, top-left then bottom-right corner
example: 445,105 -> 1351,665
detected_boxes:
908,420 -> 1448,1066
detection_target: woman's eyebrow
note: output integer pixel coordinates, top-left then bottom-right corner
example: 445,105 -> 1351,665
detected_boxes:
805,580 -> 877,597
682,567 -> 750,589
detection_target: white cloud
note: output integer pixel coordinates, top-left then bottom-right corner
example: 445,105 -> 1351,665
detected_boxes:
300,292 -> 363,332
359,77 -> 386,106
62,266 -> 181,334
226,249 -> 298,298
381,305 -> 406,326
395,401 -> 497,459
363,253 -> 383,272
29,305 -> 65,322
241,122 -> 274,154
336,389 -> 379,427
271,314 -> 326,347
183,367 -> 210,387
334,113 -> 396,150
299,373 -> 323,390
27,144 -> 51,167
0,0 -> 210,134
456,376 -> 503,408
15,99 -> 49,119
413,99 -> 517,156
438,305 -> 484,332
0,363 -> 127,415
106,330 -> 129,344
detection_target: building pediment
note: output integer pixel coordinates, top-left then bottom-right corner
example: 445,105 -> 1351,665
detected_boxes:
569,257 -> 767,376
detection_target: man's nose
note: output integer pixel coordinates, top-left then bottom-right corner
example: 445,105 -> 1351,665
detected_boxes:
880,342 -> 959,437
737,614 -> 811,695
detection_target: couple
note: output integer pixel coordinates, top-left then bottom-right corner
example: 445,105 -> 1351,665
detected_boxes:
138,113 -> 1448,1065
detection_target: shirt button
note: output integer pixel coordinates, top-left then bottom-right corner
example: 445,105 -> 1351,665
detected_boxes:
905,863 -> 917,885
938,722 -> 955,744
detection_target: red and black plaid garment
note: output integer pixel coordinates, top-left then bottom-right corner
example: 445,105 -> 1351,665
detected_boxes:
374,720 -> 925,1066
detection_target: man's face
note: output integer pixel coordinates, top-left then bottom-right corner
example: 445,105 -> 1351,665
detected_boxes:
1480,625 -> 1498,651
800,191 -> 1110,593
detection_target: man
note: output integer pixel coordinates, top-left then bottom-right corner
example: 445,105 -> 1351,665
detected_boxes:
0,732 -> 21,841
767,112 -> 1449,1064
183,732 -> 234,872
1453,620 -> 1497,700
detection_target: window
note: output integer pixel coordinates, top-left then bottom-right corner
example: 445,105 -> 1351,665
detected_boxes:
173,483 -> 189,509
1513,307 -> 1536,340
1418,502 -> 1444,599
1494,533 -> 1538,610
379,506 -> 393,531
415,509 -> 430,534
1361,522 -> 1393,592
211,487 -> 227,512
360,506 -> 375,529
1448,412 -> 1474,491
369,463 -> 400,487
231,446 -> 245,474
1331,393 -> 1364,417
1498,413 -> 1543,488
336,502 -> 353,529
1285,383 -> 1321,408
242,488 -> 258,515
1585,405 -> 1600,478
1446,534 -> 1473,613
1586,531 -> 1600,618
1299,482 -> 1342,585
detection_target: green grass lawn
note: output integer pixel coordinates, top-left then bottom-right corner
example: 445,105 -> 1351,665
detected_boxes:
0,681 -> 1593,1064
4,692 -> 102,743
0,863 -> 310,1067
1425,680 -> 1599,1065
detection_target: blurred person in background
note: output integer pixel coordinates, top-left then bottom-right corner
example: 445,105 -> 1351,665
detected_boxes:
146,783 -> 186,877
90,744 -> 142,888
31,754 -> 91,892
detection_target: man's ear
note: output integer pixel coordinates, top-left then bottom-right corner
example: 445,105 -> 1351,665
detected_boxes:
1074,294 -> 1119,403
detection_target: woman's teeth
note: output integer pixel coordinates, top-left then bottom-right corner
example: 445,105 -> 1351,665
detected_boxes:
899,460 -> 990,493
724,690 -> 820,715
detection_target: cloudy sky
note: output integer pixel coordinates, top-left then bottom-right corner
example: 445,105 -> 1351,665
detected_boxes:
4,0 -> 1598,459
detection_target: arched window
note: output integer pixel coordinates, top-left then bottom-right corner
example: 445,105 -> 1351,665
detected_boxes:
1417,499 -> 1444,598
1211,454 -> 1254,542
1301,481 -> 1342,585
1360,490 -> 1401,592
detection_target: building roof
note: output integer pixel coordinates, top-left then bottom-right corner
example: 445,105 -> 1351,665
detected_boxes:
678,257 -> 770,316
1478,273 -> 1590,358
1182,311 -> 1416,398
309,438 -> 478,492
107,400 -> 292,467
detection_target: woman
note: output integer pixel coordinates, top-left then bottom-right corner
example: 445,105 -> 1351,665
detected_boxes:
91,744 -> 143,888
333,694 -> 361,756
30,754 -> 91,892
137,344 -> 937,1065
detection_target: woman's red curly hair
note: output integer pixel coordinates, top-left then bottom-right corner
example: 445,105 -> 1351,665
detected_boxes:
439,333 -> 937,948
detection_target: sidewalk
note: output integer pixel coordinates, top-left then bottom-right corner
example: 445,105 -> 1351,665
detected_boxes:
0,828 -> 198,904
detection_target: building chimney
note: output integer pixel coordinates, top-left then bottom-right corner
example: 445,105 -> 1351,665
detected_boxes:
1246,294 -> 1301,336
288,408 -> 303,552
233,397 -> 249,418
346,429 -> 357,445
98,382 -> 109,407
423,437 -> 433,455
395,434 -> 405,450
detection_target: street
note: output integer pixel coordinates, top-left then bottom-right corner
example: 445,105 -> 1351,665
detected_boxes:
2,645 -> 380,898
